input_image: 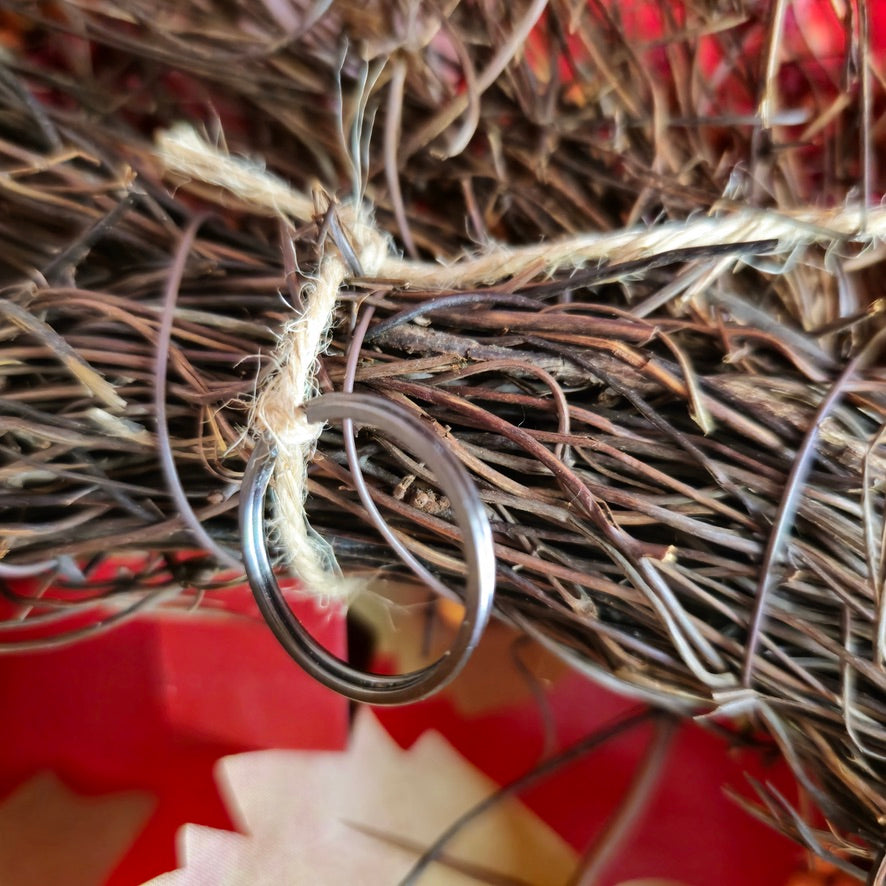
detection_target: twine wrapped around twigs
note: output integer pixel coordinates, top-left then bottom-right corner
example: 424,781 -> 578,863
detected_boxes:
160,126 -> 886,621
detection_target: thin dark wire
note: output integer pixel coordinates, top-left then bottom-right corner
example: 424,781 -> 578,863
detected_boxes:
364,292 -> 543,342
0,583 -> 181,652
153,213 -> 243,572
398,707 -> 654,886
509,634 -> 558,760
384,56 -> 418,259
871,847 -> 886,886
569,716 -> 677,886
345,818 -> 537,885
859,0 -> 873,216
0,559 -> 63,579
340,303 -> 455,600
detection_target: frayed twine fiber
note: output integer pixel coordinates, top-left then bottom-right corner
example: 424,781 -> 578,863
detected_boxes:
158,125 -> 389,598
250,210 -> 388,599
157,125 -> 886,287
155,124 -> 886,597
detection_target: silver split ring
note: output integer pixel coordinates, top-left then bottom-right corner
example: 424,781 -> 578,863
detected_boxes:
239,392 -> 496,705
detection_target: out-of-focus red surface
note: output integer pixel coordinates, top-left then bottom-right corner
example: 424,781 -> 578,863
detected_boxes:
0,595 -> 804,885
0,587 -> 348,885
378,667 -> 805,886
1,572 -> 809,886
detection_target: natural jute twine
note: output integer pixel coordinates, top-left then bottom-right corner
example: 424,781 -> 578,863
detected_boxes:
156,124 -> 886,598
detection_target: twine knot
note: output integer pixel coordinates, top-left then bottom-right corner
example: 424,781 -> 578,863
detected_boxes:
251,206 -> 388,600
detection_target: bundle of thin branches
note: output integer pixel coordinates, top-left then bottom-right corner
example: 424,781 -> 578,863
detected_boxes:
0,0 -> 885,875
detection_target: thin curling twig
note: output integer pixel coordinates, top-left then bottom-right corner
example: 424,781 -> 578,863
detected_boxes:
742,326 -> 886,687
153,214 -> 242,572
569,716 -> 678,886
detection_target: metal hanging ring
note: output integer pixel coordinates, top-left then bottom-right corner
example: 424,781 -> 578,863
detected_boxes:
239,392 -> 496,705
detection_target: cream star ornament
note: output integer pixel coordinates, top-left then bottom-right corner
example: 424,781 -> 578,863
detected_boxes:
146,709 -> 578,885
0,771 -> 153,886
